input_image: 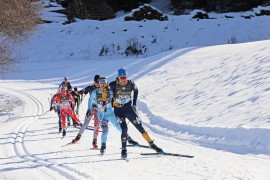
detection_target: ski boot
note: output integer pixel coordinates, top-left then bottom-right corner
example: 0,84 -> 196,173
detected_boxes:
100,143 -> 106,155
127,136 -> 139,146
149,141 -> 164,154
67,121 -> 71,126
72,133 -> 81,143
58,127 -> 62,133
62,129 -> 66,137
92,139 -> 98,149
121,147 -> 127,159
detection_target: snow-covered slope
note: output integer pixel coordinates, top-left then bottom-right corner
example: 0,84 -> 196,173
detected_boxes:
1,2 -> 270,180
18,3 -> 270,63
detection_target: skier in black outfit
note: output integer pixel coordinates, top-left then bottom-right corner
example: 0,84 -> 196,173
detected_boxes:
70,87 -> 81,114
70,87 -> 81,126
73,75 -> 101,148
59,77 -> 72,91
109,68 -> 164,155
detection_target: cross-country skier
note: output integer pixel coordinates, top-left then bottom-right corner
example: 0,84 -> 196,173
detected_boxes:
50,87 -> 82,137
59,76 -> 72,90
71,87 -> 81,115
70,87 -> 81,127
109,68 -> 164,155
72,75 -> 101,148
86,77 -> 130,158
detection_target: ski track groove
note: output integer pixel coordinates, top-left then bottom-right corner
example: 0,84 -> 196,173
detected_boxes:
4,87 -> 92,180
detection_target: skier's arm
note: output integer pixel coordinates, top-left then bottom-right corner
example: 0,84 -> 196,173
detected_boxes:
79,86 -> 90,96
88,90 -> 96,109
51,94 -> 60,110
59,81 -> 64,89
78,88 -> 84,95
50,94 -> 57,107
109,81 -> 116,96
132,81 -> 138,106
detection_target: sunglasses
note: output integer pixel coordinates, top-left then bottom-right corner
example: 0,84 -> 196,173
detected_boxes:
99,83 -> 107,87
119,76 -> 127,80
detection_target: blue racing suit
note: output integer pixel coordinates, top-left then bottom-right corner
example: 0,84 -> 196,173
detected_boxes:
88,87 -> 121,145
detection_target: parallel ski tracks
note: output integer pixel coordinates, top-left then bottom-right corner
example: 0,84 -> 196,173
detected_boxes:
4,87 -> 91,180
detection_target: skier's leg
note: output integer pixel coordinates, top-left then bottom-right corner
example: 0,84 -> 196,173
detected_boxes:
111,112 -> 128,149
76,98 -> 80,114
78,110 -> 91,136
126,107 -> 163,153
67,108 -> 81,125
92,108 -> 99,148
56,105 -> 62,131
100,118 -> 108,154
93,115 -> 100,139
71,109 -> 91,143
58,117 -> 62,132
60,108 -> 66,130
67,114 -> 70,126
100,119 -> 109,144
125,107 -> 145,134
113,115 -> 128,159
126,112 -> 152,143
114,108 -> 132,148
118,117 -> 128,149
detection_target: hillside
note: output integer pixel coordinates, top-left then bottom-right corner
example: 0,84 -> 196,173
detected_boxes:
0,1 -> 270,180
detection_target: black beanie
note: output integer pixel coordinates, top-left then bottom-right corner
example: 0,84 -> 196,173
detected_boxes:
94,75 -> 100,82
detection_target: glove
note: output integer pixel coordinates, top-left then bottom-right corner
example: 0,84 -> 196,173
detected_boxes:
86,109 -> 91,117
101,105 -> 107,113
50,106 -> 54,111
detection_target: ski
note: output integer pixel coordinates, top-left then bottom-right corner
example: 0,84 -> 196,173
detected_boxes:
90,147 -> 100,150
140,152 -> 194,158
127,144 -> 149,148
61,142 -> 74,147
61,142 -> 79,147
74,126 -> 103,132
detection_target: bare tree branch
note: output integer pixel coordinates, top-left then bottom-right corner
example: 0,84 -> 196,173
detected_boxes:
0,0 -> 42,75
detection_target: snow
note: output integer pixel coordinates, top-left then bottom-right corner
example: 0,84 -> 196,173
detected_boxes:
1,1 -> 270,179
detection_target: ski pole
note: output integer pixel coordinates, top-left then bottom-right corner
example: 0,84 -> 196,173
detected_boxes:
48,98 -> 51,110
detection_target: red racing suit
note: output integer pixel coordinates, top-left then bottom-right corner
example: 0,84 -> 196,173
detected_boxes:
52,93 -> 81,129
